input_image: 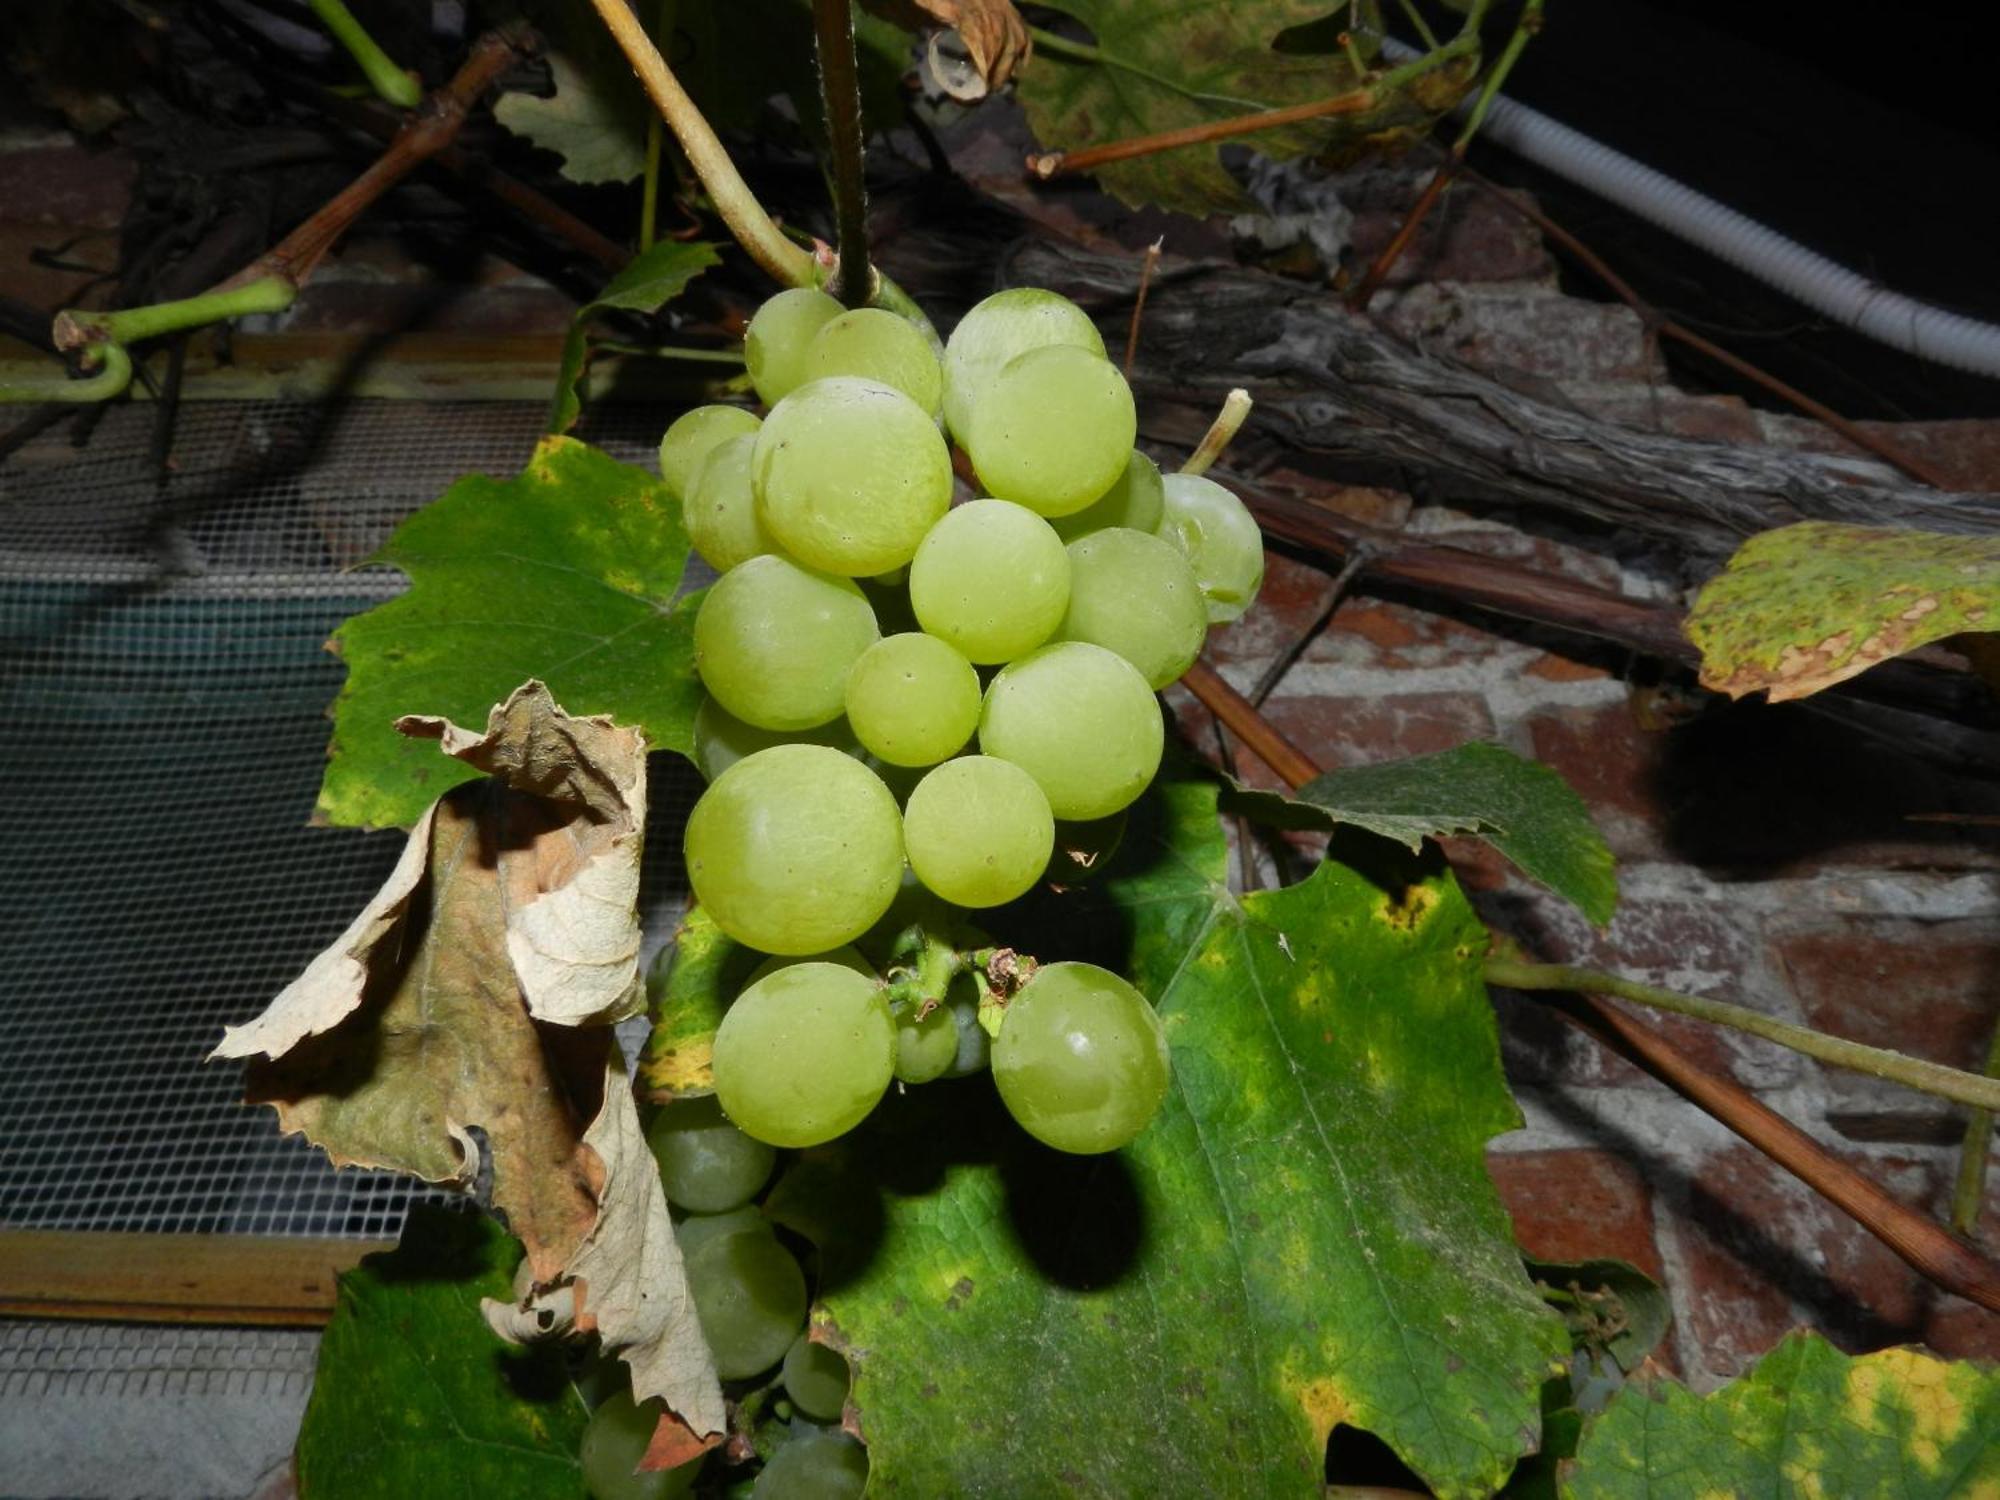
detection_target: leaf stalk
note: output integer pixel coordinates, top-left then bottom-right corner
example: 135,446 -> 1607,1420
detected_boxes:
1483,958 -> 2000,1114
307,0 -> 422,109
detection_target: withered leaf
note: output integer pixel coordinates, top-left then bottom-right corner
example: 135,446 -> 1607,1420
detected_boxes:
215,682 -> 723,1436
867,0 -> 1029,95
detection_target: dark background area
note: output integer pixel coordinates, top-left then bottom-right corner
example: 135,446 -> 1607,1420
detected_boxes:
1448,0 -> 2000,418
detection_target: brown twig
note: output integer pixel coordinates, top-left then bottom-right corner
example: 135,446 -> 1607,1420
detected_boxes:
1177,663 -> 2000,1314
226,26 -> 531,293
1123,238 -> 1162,376
1027,89 -> 1378,181
303,87 -> 628,270
1180,661 -> 1322,789
1348,157 -> 1459,306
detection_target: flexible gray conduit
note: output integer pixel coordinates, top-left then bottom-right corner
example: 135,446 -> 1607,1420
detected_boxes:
1382,38 -> 2000,379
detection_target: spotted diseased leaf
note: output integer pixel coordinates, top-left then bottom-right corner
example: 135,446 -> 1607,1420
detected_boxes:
1565,1332 -> 2000,1497
1230,742 -> 1618,926
1017,1 -> 1479,214
220,686 -> 723,1437
765,774 -> 1567,1497
1687,521 -> 2000,703
318,437 -> 701,831
297,1206 -> 590,1499
550,240 -> 721,434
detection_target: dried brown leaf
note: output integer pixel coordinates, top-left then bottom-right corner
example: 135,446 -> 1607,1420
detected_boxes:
214,681 -> 724,1436
868,0 -> 1029,94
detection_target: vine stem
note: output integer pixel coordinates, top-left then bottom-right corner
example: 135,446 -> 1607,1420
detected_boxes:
1177,661 -> 2000,1312
1347,0 -> 1533,306
1483,959 -> 2000,1114
1180,388 -> 1252,476
585,0 -> 816,289
809,0 -> 872,307
1952,1017 -> 2000,1235
16,26 -> 531,405
307,0 -> 421,108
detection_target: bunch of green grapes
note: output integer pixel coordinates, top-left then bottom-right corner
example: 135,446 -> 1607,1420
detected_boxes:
655,285 -> 1263,1165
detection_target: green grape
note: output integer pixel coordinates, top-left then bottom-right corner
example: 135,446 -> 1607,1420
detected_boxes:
690,695 -> 862,783
843,632 -> 981,767
745,287 -> 842,406
674,1205 -> 763,1257
1049,449 -> 1165,541
684,747 -> 904,955
711,962 -> 896,1146
746,946 -> 876,987
907,499 -> 1070,664
1045,810 -> 1128,884
693,555 -> 880,731
965,345 -> 1136,517
1059,526 -> 1209,689
992,962 -> 1170,1154
580,1388 -> 702,1500
891,996 -> 959,1084
903,756 -> 1053,908
781,1333 -> 851,1422
646,1094 -> 774,1213
1158,473 -> 1266,623
801,307 -> 943,417
754,377 -> 953,576
944,975 -> 991,1077
941,286 -> 1105,443
978,642 -> 1163,820
658,404 -> 761,498
752,1428 -> 868,1500
683,1222 -> 808,1378
685,433 -> 779,574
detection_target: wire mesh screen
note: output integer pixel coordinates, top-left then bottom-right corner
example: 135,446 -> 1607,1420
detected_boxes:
0,398 -> 705,1240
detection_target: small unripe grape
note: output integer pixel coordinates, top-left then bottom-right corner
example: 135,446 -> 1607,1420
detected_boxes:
745,287 -> 842,405
658,404 -> 761,498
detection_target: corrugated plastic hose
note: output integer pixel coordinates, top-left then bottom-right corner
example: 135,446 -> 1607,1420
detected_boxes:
1382,38 -> 2000,379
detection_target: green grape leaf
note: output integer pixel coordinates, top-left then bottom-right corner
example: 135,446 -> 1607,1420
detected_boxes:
761,774 -> 1568,1497
1229,742 -> 1617,926
1017,2 -> 1479,214
1686,520 -> 2000,703
296,1205 -> 589,1499
318,436 -> 702,830
494,47 -> 650,185
1565,1331 -> 2000,1498
550,240 -> 720,435
637,904 -> 758,1102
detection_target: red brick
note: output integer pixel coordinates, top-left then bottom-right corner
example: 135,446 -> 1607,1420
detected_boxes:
1672,1145 -> 2000,1382
1345,183 -> 1554,288
1773,924 -> 1999,1130
1763,414 -> 2000,494
0,144 -> 137,228
1258,690 -> 1495,782
1487,1148 -> 1667,1283
1525,651 -> 1614,684
1527,702 -> 1669,862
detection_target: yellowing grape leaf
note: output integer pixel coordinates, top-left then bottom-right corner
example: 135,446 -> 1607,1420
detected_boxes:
1565,1331 -> 2000,1497
218,684 -> 723,1438
495,47 -> 650,185
318,436 -> 701,831
1017,1 -> 1480,214
756,774 -> 1567,1496
1685,521 -> 2000,702
297,1207 -> 591,1499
